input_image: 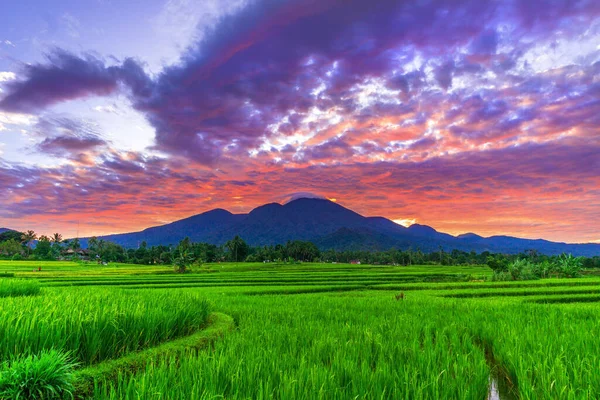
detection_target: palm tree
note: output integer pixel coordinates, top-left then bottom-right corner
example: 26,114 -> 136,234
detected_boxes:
21,230 -> 37,256
226,235 -> 249,262
70,238 -> 81,251
52,233 -> 62,244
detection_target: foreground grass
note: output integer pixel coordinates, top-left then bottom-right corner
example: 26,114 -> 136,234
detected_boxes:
89,289 -> 600,400
74,312 -> 234,399
5,261 -> 600,399
0,289 -> 210,365
95,293 -> 489,399
0,278 -> 41,297
0,350 -> 77,399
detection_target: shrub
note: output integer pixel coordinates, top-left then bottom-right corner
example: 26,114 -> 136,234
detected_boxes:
531,260 -> 553,279
486,256 -> 508,272
491,259 -> 540,281
555,254 -> 583,278
0,350 -> 77,399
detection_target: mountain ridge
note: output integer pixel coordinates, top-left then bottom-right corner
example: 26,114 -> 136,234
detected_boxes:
78,198 -> 598,256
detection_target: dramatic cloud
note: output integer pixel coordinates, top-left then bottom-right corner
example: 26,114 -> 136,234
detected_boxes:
0,0 -> 599,242
0,50 -> 150,113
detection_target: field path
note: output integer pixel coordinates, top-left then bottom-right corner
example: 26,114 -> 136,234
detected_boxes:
73,312 -> 234,399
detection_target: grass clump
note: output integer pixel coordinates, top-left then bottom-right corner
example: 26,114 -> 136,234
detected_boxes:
0,289 -> 211,365
0,279 -> 41,297
0,349 -> 77,399
74,312 -> 234,398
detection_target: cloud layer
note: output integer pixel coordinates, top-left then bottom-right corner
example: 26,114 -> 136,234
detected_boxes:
0,0 -> 599,242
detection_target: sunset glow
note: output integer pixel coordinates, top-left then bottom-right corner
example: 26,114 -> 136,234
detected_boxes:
394,219 -> 418,228
0,0 -> 598,242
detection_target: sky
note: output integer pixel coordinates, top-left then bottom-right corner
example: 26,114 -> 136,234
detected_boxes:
0,0 -> 599,243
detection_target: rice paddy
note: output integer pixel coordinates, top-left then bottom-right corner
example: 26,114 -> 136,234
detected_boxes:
1,259 -> 600,399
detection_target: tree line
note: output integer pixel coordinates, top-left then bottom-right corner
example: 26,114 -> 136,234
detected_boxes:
1,229 -> 599,269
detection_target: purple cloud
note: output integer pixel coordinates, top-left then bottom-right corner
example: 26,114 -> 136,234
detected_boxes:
1,0 -> 599,170
32,117 -> 107,158
0,50 -> 149,113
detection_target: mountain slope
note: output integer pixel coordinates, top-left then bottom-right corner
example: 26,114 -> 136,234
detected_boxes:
85,209 -> 245,248
85,198 -> 600,256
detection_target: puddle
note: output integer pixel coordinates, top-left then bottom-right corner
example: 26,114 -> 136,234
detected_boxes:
487,376 -> 501,400
480,342 -> 518,400
487,364 -> 518,400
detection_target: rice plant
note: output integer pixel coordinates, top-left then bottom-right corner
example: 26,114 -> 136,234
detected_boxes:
93,294 -> 490,399
0,279 -> 41,297
0,349 -> 77,400
0,289 -> 211,365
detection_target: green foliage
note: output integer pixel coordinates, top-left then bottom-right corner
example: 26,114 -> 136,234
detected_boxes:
0,290 -> 211,365
0,239 -> 23,257
172,250 -> 193,274
172,238 -> 194,273
284,240 -> 320,261
0,279 -> 41,297
0,230 -> 22,244
20,230 -> 37,256
34,236 -> 55,260
0,350 -> 77,400
5,261 -> 600,398
486,256 -> 508,272
530,260 -> 553,279
554,253 -> 583,278
68,238 -> 80,251
225,235 -> 249,262
94,295 -> 490,399
73,313 -> 233,398
491,254 -> 585,281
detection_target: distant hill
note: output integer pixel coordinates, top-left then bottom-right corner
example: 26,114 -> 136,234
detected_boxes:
83,198 -> 600,256
0,228 -> 21,243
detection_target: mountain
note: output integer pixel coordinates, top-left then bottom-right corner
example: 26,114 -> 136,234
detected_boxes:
82,209 -> 245,248
0,228 -> 11,234
85,198 -> 600,256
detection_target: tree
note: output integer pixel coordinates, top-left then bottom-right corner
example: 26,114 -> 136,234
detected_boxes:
486,255 -> 508,272
51,233 -> 62,244
555,253 -> 582,278
88,237 -> 98,250
50,233 -> 63,257
285,240 -> 320,261
20,230 -> 37,256
34,236 -> 53,260
0,239 -> 23,257
70,238 -> 81,251
173,248 -> 193,273
0,230 -> 22,243
225,236 -> 249,262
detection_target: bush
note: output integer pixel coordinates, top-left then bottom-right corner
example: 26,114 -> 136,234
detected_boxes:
490,256 -> 586,282
555,254 -> 583,278
0,350 -> 77,399
486,256 -> 508,272
532,260 -> 553,279
491,259 -> 540,281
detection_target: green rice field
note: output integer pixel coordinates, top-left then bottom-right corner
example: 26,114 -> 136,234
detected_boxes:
1,260 -> 600,399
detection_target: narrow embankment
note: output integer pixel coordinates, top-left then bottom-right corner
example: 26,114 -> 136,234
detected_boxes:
73,312 -> 234,399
